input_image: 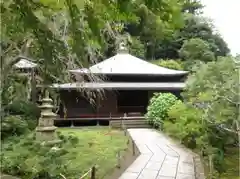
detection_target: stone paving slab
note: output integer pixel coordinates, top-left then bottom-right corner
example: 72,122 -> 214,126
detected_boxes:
118,129 -> 200,179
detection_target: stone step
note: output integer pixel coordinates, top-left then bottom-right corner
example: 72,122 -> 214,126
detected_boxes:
110,120 -> 149,124
110,120 -> 151,128
112,125 -> 151,129
110,122 -> 148,126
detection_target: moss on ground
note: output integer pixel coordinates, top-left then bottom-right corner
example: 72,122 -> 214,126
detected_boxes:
57,127 -> 129,178
203,147 -> 239,179
1,127 -> 128,179
219,147 -> 239,179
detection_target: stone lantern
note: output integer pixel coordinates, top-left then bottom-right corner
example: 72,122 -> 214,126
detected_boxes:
14,56 -> 38,102
36,90 -> 57,141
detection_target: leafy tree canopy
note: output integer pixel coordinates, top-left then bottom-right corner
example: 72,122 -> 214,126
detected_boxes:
149,14 -> 230,60
151,59 -> 184,70
1,0 -> 187,83
179,38 -> 215,70
162,56 -> 239,177
183,56 -> 239,129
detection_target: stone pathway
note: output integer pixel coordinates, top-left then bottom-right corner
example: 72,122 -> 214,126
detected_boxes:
0,174 -> 20,179
119,129 -> 202,179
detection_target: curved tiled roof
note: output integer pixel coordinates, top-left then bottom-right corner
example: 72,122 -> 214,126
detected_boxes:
70,51 -> 188,76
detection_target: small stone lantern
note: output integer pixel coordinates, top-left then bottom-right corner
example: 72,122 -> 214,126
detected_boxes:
36,90 -> 57,141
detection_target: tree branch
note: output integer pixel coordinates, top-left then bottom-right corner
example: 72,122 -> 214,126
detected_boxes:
217,95 -> 239,105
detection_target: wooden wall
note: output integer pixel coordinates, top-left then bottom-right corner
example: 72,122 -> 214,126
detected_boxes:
97,90 -> 118,115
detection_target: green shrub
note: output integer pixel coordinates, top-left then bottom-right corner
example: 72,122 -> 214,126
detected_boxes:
67,134 -> 79,146
26,119 -> 38,130
166,101 -> 238,175
146,93 -> 178,128
0,132 -> 75,179
5,100 -> 40,120
164,101 -> 203,148
56,131 -> 68,143
1,115 -> 29,140
151,59 -> 184,70
3,100 -> 39,132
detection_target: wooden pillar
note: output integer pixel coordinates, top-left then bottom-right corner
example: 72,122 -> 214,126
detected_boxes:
70,120 -> 74,128
96,94 -> 100,117
114,91 -> 118,114
30,69 -> 37,103
96,94 -> 100,126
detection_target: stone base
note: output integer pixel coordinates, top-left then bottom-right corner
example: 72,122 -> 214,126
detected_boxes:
40,139 -> 63,147
35,126 -> 57,141
36,126 -> 57,132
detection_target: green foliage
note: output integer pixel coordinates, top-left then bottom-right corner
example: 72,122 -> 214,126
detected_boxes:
165,101 -> 203,148
125,0 -> 186,59
1,74 -> 29,106
163,56 -> 239,177
139,13 -> 229,60
0,0 -> 191,108
179,38 -> 215,70
151,59 -> 184,70
1,0 -> 136,85
1,0 -> 187,85
0,0 -> 234,177
181,0 -> 203,14
183,57 -> 238,127
1,115 -> 29,140
129,36 -> 145,58
1,0 -> 229,89
1,128 -> 128,179
146,93 -> 178,128
219,147 -> 240,179
1,135 -> 69,178
1,99 -> 39,139
4,100 -> 40,120
2,100 -> 40,133
165,101 -> 236,174
179,15 -> 229,57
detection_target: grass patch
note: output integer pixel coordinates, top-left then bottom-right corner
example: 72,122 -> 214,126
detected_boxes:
57,127 -> 128,178
193,146 -> 239,179
204,147 -> 239,179
1,127 -> 129,179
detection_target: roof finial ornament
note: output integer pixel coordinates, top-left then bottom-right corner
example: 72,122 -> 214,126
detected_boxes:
117,42 -> 128,54
119,42 -> 125,50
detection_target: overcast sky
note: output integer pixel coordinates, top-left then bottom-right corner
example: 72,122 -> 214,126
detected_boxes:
201,0 -> 240,55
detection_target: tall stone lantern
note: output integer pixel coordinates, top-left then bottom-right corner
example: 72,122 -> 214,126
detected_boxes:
14,56 -> 38,102
36,90 -> 57,141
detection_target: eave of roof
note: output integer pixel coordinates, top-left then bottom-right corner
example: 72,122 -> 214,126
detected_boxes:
69,71 -> 187,76
14,58 -> 38,69
50,82 -> 186,90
